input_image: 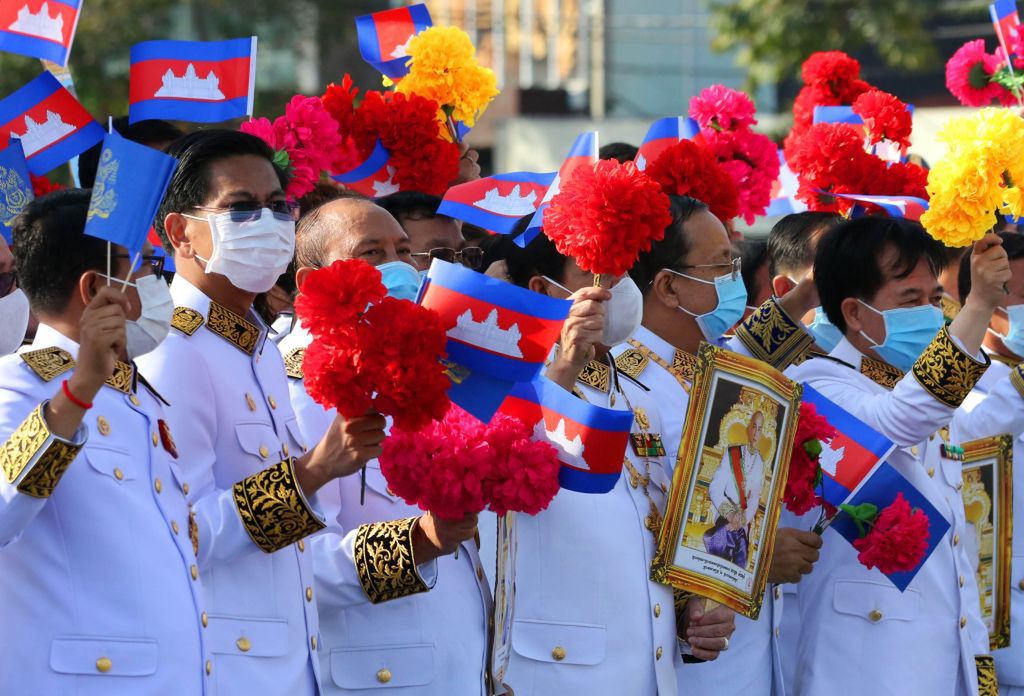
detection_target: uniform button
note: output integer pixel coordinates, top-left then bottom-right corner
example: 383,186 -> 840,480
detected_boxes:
311,636 -> 317,651
113,468 -> 124,481
656,646 -> 663,660
130,394 -> 140,406
95,657 -> 112,673
928,467 -> 935,478
206,660 -> 212,675
152,432 -> 159,447
775,628 -> 780,638
960,615 -> 967,629
959,575 -> 965,588
236,637 -> 251,652
282,443 -> 289,457
297,539 -> 305,552
191,564 -> 198,580
182,482 -> 190,495
154,478 -> 162,494
259,445 -> 269,459
97,416 -> 111,436
202,612 -> 208,628
552,646 -> 566,661
306,587 -> 313,602
171,520 -> 180,535
953,534 -> 960,546
245,393 -> 256,411
911,446 -> 919,456
868,610 -> 883,622
654,603 -> 661,618
268,395 -> 277,410
377,668 -> 392,683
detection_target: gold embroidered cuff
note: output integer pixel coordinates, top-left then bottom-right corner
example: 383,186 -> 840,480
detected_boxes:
734,298 -> 815,370
976,655 -> 997,696
354,516 -> 431,604
911,327 -> 990,408
0,403 -> 83,498
233,458 -> 325,553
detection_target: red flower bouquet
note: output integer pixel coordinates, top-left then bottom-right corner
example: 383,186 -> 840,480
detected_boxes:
544,158 -> 672,279
380,405 -> 561,520
843,492 -> 931,575
853,90 -> 913,150
783,401 -> 838,517
643,139 -> 740,223
30,174 -> 63,197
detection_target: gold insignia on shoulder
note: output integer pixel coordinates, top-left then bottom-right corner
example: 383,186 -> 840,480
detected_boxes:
105,361 -> 133,394
20,347 -> 74,382
233,458 -> 325,553
284,347 -> 306,380
207,302 -> 259,355
672,350 -> 698,381
578,359 -> 610,392
912,326 -> 989,408
0,404 -> 81,498
171,307 -> 204,336
860,356 -> 903,390
614,349 -> 649,380
735,298 -> 815,370
354,516 -> 430,604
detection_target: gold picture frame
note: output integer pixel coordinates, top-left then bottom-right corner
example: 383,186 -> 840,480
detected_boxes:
651,343 -> 802,619
961,434 -> 1013,651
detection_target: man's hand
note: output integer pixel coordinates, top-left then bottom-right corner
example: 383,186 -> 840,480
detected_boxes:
545,286 -> 610,391
454,144 -> 481,185
683,598 -> 736,661
767,527 -> 822,584
413,511 -> 479,563
295,412 -> 387,496
777,273 -> 819,325
952,233 -> 1011,356
726,510 -> 745,531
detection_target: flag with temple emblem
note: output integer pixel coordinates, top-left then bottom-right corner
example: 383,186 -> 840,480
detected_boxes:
499,376 -> 634,494
330,140 -> 398,198
0,71 -> 102,175
634,116 -> 700,172
514,131 -> 598,247
0,0 -> 81,65
438,171 -> 556,234
825,192 -> 929,222
991,0 -> 1021,59
83,130 -> 178,256
0,139 -> 32,243
129,37 -> 257,124
356,3 -> 432,80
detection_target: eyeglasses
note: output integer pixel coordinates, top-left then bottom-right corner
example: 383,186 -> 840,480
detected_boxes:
111,254 -> 166,280
411,246 -> 484,270
0,271 -> 15,298
674,256 -> 742,281
192,200 -> 300,222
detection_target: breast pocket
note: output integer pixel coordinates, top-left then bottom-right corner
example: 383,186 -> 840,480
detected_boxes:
832,579 -> 921,624
234,421 -> 282,466
285,417 -> 308,456
50,636 -> 158,676
511,619 -> 606,666
205,615 -> 289,657
330,643 -> 436,689
82,444 -> 137,484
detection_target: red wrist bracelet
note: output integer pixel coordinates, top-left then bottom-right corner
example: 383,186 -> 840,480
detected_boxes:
62,379 -> 93,410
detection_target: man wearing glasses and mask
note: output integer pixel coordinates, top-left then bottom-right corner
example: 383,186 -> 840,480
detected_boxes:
376,191 -> 484,273
0,235 -> 29,355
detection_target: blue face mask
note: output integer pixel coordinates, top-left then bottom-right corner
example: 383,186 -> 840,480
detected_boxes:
667,268 -> 748,342
858,301 -> 944,373
993,304 -> 1024,357
808,307 -> 844,353
377,261 -> 422,302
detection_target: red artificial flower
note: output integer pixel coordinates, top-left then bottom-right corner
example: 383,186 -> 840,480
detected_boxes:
946,39 -> 1009,108
30,174 -> 63,197
302,337 -> 377,419
544,159 -> 672,277
689,84 -> 757,131
783,402 -> 838,516
852,492 -> 931,575
786,123 -> 873,212
644,139 -> 740,223
294,259 -> 386,343
482,414 -> 561,516
853,90 -> 913,149
701,128 -> 780,224
801,51 -> 863,91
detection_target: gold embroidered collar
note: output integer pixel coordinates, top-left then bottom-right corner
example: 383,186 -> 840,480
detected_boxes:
578,359 -> 610,393
21,347 -> 135,393
626,339 -> 697,390
207,301 -> 260,355
105,361 -> 135,393
859,355 -> 903,390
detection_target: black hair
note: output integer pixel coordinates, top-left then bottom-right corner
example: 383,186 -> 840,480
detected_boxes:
154,129 -> 287,254
958,231 -> 1024,303
501,216 -> 569,288
766,211 -> 841,277
599,142 -> 638,163
12,189 -> 120,315
814,216 -> 946,333
629,195 -> 709,295
737,238 -> 769,302
375,191 -> 449,224
78,117 -> 185,188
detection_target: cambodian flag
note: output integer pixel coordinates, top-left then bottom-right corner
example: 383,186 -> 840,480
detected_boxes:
0,0 -> 81,65
499,376 -> 634,494
128,37 -> 257,124
634,116 -> 700,172
330,140 -> 398,198
830,462 -> 951,591
0,71 -> 102,175
825,192 -> 930,222
766,150 -> 807,216
801,384 -> 896,508
0,139 -> 33,244
438,171 -> 556,235
356,3 -> 432,80
991,0 -> 1021,58
514,131 -> 598,247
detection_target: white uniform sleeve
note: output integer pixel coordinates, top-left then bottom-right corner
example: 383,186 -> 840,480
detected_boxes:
951,364 -> 1024,444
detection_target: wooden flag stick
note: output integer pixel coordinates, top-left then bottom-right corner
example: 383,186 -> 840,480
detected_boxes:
118,252 -> 141,293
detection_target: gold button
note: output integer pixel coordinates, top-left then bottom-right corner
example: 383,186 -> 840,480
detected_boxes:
911,446 -> 919,456
97,416 -> 110,436
552,646 -> 566,661
201,612 -> 208,628
154,478 -> 162,494
654,603 -> 661,618
95,657 -> 112,673
152,432 -> 159,447
268,395 -> 277,410
246,393 -> 256,411
959,575 -> 965,587
775,628 -> 780,638
377,668 -> 392,684
259,445 -> 269,459
297,539 -> 305,552
311,636 -> 317,650
191,564 -> 198,580
953,534 -> 960,546
282,443 -> 289,457
171,520 -> 180,535
868,610 -> 883,622
113,468 -> 124,481
960,615 -> 967,628
206,660 -> 212,675
306,587 -> 313,602
236,637 -> 251,653
928,467 -> 935,477
182,482 -> 190,495
130,394 -> 140,406
656,646 -> 663,660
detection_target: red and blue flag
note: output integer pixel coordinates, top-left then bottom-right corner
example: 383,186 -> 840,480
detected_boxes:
438,171 -> 556,235
0,139 -> 32,244
499,376 -> 633,494
634,116 -> 700,172
514,130 -> 598,247
330,140 -> 398,198
0,71 -> 102,175
991,0 -> 1021,58
825,192 -> 930,222
0,0 -> 81,65
128,37 -> 257,124
356,3 -> 432,80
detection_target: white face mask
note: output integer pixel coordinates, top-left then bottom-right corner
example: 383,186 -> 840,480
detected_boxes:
187,208 -> 295,293
0,287 -> 29,355
601,276 -> 643,346
102,274 -> 173,360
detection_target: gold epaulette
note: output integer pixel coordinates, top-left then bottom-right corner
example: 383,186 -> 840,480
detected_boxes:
233,458 -> 325,553
860,356 -> 903,390
284,347 -> 305,380
911,326 -> 990,408
20,347 -> 74,382
171,307 -> 204,336
734,298 -> 815,371
614,348 -> 649,380
207,302 -> 259,355
578,359 -> 610,393
354,516 -> 431,604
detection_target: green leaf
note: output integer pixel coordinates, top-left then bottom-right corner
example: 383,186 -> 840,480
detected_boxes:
838,502 -> 879,537
803,438 -> 823,459
272,149 -> 291,172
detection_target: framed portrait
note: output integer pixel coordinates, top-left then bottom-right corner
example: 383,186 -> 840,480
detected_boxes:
651,344 -> 802,619
961,435 -> 1013,651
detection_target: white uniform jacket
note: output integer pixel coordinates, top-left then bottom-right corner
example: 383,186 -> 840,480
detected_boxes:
786,330 -> 991,696
136,277 -> 324,696
279,324 -> 493,695
0,324 -> 208,695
